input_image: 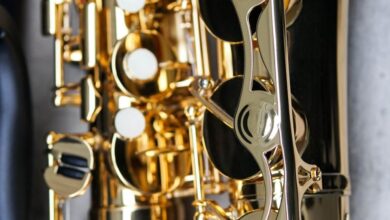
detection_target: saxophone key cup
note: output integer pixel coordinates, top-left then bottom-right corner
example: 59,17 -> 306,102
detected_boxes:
111,31 -> 191,101
110,107 -> 192,195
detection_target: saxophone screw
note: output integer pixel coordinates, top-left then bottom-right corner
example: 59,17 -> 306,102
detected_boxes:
310,166 -> 322,182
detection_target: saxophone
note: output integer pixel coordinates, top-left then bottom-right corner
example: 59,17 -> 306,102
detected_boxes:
42,0 -> 351,219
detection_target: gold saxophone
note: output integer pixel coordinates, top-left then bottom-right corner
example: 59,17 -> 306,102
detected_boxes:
42,0 -> 351,219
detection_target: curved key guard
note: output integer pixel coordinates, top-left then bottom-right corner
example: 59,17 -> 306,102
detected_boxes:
231,0 -> 322,219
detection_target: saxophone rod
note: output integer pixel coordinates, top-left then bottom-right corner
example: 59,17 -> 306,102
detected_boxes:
190,0 -> 210,77
185,106 -> 206,216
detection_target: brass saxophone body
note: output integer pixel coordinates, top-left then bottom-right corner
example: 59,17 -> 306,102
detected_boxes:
42,0 -> 350,219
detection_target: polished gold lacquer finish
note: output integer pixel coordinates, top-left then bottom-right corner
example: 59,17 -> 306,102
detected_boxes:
42,0 -> 351,219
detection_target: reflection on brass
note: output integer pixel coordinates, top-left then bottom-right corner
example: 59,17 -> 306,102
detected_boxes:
111,31 -> 191,100
110,107 -> 191,194
81,2 -> 97,68
42,0 -> 351,219
44,132 -> 95,198
81,75 -> 102,122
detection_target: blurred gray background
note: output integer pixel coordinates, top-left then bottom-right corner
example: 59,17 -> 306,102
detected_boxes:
21,0 -> 390,219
